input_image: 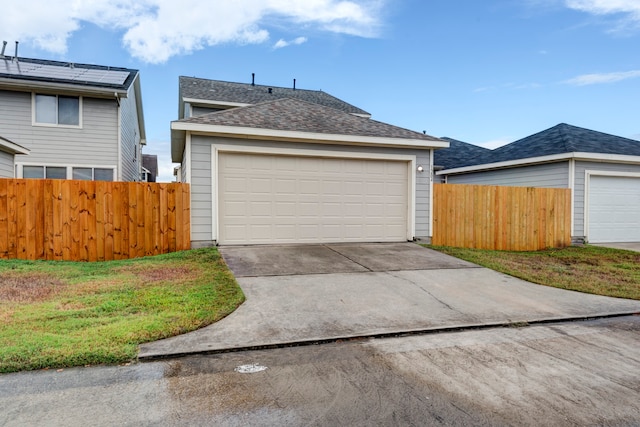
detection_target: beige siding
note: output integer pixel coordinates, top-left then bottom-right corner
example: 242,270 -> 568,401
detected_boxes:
0,151 -> 14,177
0,89 -> 118,169
119,83 -> 142,181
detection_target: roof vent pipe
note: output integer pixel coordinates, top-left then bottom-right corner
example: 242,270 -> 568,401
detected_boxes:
268,87 -> 272,94
0,41 -> 6,58
293,79 -> 296,90
251,73 -> 255,86
14,41 -> 18,62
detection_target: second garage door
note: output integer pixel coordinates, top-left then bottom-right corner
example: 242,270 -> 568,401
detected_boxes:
588,175 -> 640,243
218,152 -> 410,245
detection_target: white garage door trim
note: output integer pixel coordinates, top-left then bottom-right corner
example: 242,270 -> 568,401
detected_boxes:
584,170 -> 640,243
212,144 -> 417,244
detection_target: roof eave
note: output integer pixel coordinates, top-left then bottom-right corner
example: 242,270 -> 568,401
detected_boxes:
171,122 -> 449,152
0,137 -> 30,155
437,152 -> 640,175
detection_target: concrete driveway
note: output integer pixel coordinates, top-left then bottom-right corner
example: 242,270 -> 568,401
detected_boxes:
138,243 -> 640,359
592,242 -> 640,252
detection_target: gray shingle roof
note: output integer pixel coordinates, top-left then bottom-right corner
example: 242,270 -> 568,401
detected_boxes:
0,57 -> 138,91
434,137 -> 491,169
177,97 -> 440,141
180,76 -> 370,116
455,123 -> 640,168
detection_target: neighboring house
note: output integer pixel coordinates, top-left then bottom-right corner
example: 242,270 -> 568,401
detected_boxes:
0,135 -> 29,178
437,123 -> 640,244
171,78 -> 447,246
0,55 -> 145,181
434,137 -> 490,173
142,154 -> 158,182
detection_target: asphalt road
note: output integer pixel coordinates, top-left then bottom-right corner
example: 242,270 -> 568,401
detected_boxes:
2,316 -> 640,426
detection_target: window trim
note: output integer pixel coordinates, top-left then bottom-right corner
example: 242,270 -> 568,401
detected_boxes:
16,163 -> 117,181
32,93 -> 83,129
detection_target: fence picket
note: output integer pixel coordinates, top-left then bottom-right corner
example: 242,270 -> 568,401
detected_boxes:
433,184 -> 571,251
0,179 -> 190,261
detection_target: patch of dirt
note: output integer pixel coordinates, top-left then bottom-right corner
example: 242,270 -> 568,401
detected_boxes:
117,265 -> 199,284
0,273 -> 67,303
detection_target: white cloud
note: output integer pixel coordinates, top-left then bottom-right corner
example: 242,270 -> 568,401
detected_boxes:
273,36 -> 308,49
0,0 -> 384,63
565,0 -> 640,31
565,70 -> 640,85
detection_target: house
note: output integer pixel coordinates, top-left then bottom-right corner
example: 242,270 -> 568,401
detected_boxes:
171,77 -> 448,247
142,154 -> 158,182
0,55 -> 145,181
434,137 -> 490,172
437,123 -> 640,244
0,135 -> 29,178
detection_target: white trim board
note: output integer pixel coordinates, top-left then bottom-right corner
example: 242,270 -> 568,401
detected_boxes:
438,152 -> 640,175
173,123 -> 448,150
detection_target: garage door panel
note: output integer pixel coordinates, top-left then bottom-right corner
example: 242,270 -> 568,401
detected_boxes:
219,153 -> 409,244
588,175 -> 640,243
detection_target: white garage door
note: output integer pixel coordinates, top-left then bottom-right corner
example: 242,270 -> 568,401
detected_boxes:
218,152 -> 409,245
588,175 -> 640,243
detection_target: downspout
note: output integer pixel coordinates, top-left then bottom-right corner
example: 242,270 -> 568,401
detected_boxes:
116,92 -> 122,181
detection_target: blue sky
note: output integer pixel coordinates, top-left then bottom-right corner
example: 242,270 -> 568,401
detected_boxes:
3,0 -> 639,181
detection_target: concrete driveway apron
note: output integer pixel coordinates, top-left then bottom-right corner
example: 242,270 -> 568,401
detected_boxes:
138,243 -> 640,359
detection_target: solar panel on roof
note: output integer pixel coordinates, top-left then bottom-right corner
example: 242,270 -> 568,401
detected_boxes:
0,59 -> 130,86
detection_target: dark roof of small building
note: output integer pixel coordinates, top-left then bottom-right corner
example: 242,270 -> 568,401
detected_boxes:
179,76 -> 370,116
434,137 -> 491,169
0,56 -> 138,91
177,97 -> 440,141
454,123 -> 640,168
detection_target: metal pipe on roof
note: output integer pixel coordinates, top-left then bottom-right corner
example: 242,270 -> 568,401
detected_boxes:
293,79 -> 296,90
0,41 -> 6,58
252,73 -> 255,86
14,41 -> 18,62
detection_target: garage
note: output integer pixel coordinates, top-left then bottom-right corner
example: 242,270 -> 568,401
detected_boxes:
218,152 -> 410,245
588,175 -> 640,243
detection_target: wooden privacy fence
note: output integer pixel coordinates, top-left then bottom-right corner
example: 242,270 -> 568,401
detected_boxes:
432,184 -> 571,251
0,179 -> 190,262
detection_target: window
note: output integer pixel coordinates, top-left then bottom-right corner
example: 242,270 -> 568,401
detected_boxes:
72,167 -> 114,181
22,165 -> 114,181
35,94 -> 80,126
23,165 -> 66,179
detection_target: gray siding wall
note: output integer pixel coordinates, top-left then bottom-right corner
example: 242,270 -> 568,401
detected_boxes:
192,106 -> 223,116
0,89 -> 119,171
573,161 -> 640,240
445,162 -> 569,188
188,135 -> 432,244
0,151 -> 14,178
119,83 -> 142,181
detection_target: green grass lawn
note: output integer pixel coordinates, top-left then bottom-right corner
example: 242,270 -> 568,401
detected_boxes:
427,244 -> 640,300
0,248 -> 245,374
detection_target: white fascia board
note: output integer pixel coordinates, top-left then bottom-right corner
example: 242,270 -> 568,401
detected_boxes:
437,152 -> 640,175
182,97 -> 251,109
0,78 -> 129,98
133,73 -> 147,144
170,122 -> 450,150
0,137 -> 29,155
